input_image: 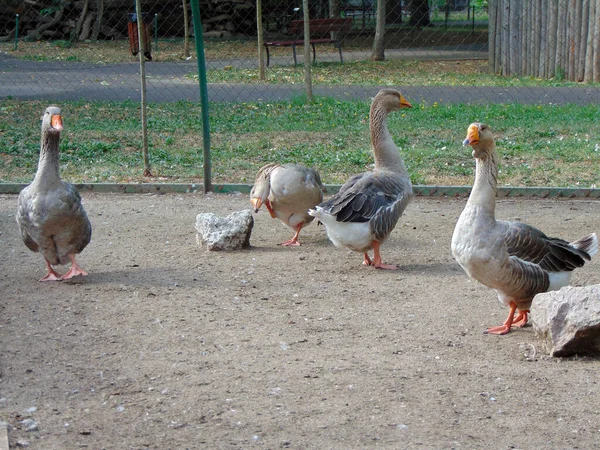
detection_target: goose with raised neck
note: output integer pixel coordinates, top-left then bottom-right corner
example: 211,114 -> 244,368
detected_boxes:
17,106 -> 92,282
308,89 -> 413,269
250,162 -> 325,246
451,122 -> 597,334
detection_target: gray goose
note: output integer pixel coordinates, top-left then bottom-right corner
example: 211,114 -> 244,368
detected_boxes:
308,89 -> 413,269
250,163 -> 325,246
16,106 -> 92,281
451,123 -> 597,334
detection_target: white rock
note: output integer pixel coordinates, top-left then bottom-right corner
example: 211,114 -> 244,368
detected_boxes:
195,210 -> 253,251
531,284 -> 600,357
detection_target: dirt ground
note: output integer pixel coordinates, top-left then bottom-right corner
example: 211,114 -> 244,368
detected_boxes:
1,192 -> 599,449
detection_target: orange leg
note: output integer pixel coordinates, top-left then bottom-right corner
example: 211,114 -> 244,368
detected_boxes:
280,224 -> 303,247
362,253 -> 373,266
39,258 -> 63,282
371,241 -> 397,270
484,301 -> 518,335
60,254 -> 88,280
512,310 -> 529,328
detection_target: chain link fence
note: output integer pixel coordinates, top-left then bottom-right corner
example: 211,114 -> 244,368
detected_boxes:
2,1 -> 600,104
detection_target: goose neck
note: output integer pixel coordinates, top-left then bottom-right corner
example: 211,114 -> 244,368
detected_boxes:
370,104 -> 406,174
468,146 -> 498,213
34,131 -> 62,187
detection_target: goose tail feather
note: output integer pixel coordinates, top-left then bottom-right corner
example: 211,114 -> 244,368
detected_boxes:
571,233 -> 598,259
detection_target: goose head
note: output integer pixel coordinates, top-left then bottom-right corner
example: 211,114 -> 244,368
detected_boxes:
373,89 -> 412,112
42,106 -> 64,135
463,122 -> 494,159
250,177 -> 270,212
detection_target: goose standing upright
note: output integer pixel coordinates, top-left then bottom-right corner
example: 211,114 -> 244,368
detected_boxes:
250,163 -> 325,246
308,89 -> 413,269
451,123 -> 597,335
17,106 -> 92,282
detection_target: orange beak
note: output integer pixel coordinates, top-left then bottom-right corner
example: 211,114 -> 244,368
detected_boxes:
51,114 -> 64,132
250,197 -> 263,212
463,124 -> 479,146
399,95 -> 412,109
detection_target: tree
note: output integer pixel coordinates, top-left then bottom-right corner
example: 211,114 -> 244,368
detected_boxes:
408,0 -> 431,27
371,0 -> 386,60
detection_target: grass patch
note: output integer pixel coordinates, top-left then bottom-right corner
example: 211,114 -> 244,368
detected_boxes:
203,59 -> 582,87
1,99 -> 599,188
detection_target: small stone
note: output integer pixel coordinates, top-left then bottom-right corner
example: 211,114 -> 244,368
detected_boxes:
16,440 -> 30,448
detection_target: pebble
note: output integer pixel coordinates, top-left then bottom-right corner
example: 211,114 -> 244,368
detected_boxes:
21,418 -> 38,432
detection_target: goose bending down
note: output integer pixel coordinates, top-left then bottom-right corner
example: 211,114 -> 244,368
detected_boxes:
250,163 -> 325,246
451,123 -> 597,335
308,89 -> 413,269
16,106 -> 92,282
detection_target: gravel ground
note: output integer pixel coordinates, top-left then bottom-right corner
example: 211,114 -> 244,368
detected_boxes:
1,192 -> 599,449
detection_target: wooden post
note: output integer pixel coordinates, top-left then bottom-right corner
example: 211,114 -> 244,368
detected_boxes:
183,0 -> 190,58
257,0 -> 265,80
302,0 -> 313,101
134,0 -> 151,177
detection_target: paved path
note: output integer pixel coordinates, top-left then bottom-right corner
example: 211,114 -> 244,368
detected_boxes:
2,48 -> 600,104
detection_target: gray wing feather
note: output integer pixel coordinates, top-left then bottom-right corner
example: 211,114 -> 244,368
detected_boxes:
501,221 -> 590,273
317,172 -> 412,240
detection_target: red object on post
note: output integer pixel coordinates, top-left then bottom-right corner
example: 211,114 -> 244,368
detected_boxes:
127,13 -> 152,61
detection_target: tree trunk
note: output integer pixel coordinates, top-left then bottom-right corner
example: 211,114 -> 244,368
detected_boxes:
302,0 -> 313,102
371,0 -> 386,60
27,5 -> 65,40
409,0 -> 431,27
72,0 -> 90,44
91,0 -> 104,40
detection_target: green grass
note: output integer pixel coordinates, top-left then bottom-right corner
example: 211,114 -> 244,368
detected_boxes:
202,59 -> 582,87
1,99 -> 599,188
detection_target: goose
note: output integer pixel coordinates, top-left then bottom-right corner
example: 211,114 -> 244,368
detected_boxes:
308,89 -> 413,269
250,162 -> 325,246
451,122 -> 598,335
16,106 -> 92,282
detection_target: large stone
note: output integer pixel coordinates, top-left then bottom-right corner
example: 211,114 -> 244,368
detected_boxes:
195,210 -> 253,251
531,284 -> 600,357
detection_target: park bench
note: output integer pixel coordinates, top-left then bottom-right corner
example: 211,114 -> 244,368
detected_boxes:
264,18 -> 353,67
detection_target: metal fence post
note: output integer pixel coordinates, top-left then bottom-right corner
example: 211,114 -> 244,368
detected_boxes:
14,14 -> 19,51
190,0 -> 212,193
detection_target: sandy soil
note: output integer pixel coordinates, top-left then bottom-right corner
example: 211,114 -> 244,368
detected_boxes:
1,192 -> 599,449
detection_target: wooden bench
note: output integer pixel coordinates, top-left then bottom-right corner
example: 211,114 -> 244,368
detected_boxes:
264,18 -> 353,67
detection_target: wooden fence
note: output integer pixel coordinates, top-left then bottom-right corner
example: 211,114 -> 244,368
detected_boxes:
489,0 -> 600,82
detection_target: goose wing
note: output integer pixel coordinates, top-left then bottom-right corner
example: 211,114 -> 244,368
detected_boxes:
501,221 -> 591,272
318,171 -> 412,241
